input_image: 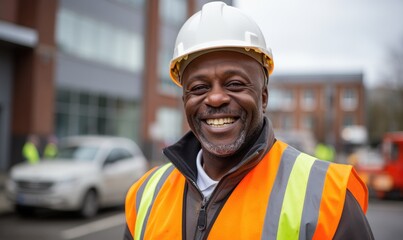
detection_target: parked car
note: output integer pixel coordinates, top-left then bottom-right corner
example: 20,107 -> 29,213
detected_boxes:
6,135 -> 148,218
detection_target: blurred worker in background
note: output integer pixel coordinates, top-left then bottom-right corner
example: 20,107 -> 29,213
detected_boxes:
124,2 -> 373,239
44,135 -> 58,159
315,142 -> 335,162
22,135 -> 40,164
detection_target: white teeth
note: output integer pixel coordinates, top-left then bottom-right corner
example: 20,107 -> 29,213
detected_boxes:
206,118 -> 235,127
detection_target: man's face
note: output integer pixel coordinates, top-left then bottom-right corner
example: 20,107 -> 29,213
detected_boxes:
182,51 -> 268,157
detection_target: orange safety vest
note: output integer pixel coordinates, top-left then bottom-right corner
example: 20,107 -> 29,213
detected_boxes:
125,140 -> 367,239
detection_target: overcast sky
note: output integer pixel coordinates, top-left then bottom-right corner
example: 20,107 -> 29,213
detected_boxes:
234,0 -> 403,87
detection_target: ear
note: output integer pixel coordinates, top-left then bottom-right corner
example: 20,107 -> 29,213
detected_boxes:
262,85 -> 268,113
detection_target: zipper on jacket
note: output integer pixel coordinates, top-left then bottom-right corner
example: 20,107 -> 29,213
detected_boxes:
197,197 -> 208,231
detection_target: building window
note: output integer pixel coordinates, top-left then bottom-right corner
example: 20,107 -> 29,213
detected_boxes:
283,115 -> 295,129
158,48 -> 181,96
301,89 -> 316,111
55,89 -> 140,142
342,114 -> 355,127
268,89 -> 282,110
155,107 -> 183,144
341,88 -> 358,111
269,89 -> 295,111
283,90 -> 295,111
302,115 -> 315,130
56,8 -> 144,73
115,0 -> 145,7
159,0 -> 187,25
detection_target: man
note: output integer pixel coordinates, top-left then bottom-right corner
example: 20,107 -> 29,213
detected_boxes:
124,2 -> 374,239
22,135 -> 40,164
44,135 -> 58,159
315,142 -> 335,162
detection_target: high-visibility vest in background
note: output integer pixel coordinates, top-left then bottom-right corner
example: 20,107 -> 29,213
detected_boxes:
315,143 -> 335,162
22,142 -> 40,164
44,143 -> 58,159
126,141 -> 367,239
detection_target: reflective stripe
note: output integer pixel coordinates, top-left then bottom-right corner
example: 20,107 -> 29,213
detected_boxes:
135,170 -> 155,214
299,160 -> 329,240
263,146 -> 299,239
277,153 -> 315,240
263,146 -> 330,240
135,163 -> 173,240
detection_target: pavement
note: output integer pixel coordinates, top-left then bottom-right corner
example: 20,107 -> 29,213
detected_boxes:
0,171 -> 13,215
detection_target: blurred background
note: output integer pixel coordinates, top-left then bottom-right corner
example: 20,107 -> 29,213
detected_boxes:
0,0 -> 402,239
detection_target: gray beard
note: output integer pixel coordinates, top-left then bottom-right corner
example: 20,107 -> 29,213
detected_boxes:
199,128 -> 247,156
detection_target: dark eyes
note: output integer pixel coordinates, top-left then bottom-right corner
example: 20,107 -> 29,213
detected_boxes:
187,80 -> 246,95
188,84 -> 209,95
226,81 -> 244,88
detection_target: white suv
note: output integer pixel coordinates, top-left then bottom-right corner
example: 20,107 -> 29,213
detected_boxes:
6,136 -> 148,218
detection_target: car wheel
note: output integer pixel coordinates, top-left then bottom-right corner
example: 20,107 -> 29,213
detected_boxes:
15,205 -> 35,217
79,189 -> 98,218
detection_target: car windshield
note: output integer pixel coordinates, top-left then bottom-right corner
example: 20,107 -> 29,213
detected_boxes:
57,145 -> 99,162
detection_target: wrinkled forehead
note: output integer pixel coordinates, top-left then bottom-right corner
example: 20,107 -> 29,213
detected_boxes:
180,48 -> 266,80
181,50 -> 265,83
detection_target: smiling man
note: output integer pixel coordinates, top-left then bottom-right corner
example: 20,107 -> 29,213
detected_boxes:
124,2 -> 373,239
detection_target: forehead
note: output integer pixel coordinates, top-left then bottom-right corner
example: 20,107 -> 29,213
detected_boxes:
181,51 -> 263,82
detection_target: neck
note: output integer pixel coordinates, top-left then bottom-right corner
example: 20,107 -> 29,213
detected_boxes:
201,150 -> 243,181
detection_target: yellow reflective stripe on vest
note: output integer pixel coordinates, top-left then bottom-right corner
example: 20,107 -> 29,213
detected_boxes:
135,163 -> 172,240
277,152 -> 316,240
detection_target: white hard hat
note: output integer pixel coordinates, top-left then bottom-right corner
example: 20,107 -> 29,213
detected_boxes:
169,1 -> 274,87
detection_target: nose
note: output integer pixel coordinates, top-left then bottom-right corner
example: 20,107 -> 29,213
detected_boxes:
204,83 -> 230,107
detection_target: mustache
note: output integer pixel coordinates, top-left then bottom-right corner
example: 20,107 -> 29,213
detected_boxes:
196,107 -> 245,119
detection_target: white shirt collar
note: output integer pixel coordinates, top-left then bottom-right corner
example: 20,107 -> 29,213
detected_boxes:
196,149 -> 218,198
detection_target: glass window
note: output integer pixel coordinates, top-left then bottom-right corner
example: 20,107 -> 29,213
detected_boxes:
97,23 -> 114,62
283,90 -> 295,111
115,0 -> 145,7
76,17 -> 98,58
108,29 -> 121,68
268,89 -> 294,111
55,89 -> 140,142
56,9 -> 77,53
343,114 -> 355,127
302,89 -> 316,110
341,88 -> 358,111
56,113 -> 69,138
268,89 -> 282,110
57,145 -> 99,162
105,148 -> 133,164
302,115 -> 315,130
160,0 -> 187,25
159,48 -> 181,95
56,8 -> 144,73
156,107 -> 182,143
283,115 -> 294,129
57,89 -> 71,103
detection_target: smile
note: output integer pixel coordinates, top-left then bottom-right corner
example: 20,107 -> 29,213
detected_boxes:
205,117 -> 236,127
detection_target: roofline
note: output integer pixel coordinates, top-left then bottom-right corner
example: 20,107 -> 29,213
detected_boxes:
270,72 -> 363,85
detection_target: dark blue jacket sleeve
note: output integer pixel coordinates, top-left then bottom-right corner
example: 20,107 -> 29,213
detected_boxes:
123,224 -> 133,240
334,190 -> 374,240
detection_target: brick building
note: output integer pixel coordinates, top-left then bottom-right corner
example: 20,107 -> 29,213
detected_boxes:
268,73 -> 366,152
0,0 -> 232,170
